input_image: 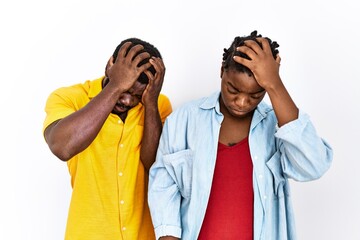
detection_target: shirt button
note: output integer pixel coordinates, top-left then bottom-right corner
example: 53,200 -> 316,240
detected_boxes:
118,120 -> 122,124
259,174 -> 263,179
254,156 -> 258,160
120,200 -> 124,204
264,195 -> 267,200
122,227 -> 126,231
119,172 -> 123,177
120,144 -> 124,148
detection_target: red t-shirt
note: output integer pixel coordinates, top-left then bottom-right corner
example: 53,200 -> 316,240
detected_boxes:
198,137 -> 254,240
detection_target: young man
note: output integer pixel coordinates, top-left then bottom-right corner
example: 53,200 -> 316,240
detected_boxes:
148,31 -> 333,240
43,38 -> 172,239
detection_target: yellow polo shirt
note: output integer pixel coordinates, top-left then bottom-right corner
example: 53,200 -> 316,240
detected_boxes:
43,77 -> 172,240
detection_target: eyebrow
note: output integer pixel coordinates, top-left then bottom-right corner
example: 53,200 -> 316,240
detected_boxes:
227,82 -> 265,94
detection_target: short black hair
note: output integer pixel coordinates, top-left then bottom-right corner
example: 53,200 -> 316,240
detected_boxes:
222,30 -> 279,75
112,38 -> 162,84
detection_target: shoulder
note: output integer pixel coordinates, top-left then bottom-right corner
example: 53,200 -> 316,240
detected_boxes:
48,80 -> 90,98
167,95 -> 213,121
157,93 -> 173,121
48,78 -> 102,101
158,93 -> 171,107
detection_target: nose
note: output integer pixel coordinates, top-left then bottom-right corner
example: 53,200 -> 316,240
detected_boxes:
119,93 -> 132,106
235,94 -> 249,108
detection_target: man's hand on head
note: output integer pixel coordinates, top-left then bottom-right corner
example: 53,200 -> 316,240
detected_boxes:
141,57 -> 166,108
106,42 -> 152,93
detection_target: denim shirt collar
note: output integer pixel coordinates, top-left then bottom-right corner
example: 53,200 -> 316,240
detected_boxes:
199,91 -> 222,115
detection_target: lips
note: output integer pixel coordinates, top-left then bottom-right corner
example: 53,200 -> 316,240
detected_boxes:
115,104 -> 130,112
230,107 -> 249,114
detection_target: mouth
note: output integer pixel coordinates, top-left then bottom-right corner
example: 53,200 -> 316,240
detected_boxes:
230,107 -> 248,113
114,104 -> 130,112
229,107 -> 252,116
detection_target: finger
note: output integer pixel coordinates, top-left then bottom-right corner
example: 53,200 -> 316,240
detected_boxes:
233,55 -> 252,69
155,57 -> 165,70
243,39 -> 263,55
150,58 -> 165,87
255,37 -> 272,54
137,62 -> 153,73
141,82 -> 149,103
105,56 -> 114,77
117,42 -> 133,60
126,44 -> 145,61
150,57 -> 165,77
107,56 -> 114,67
144,69 -> 154,83
133,52 -> 151,67
236,45 -> 257,61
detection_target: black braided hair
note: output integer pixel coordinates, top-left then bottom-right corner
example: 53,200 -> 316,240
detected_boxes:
112,38 -> 162,84
222,30 -> 279,75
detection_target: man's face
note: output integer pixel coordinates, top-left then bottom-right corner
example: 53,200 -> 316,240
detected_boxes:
112,81 -> 147,115
220,68 -> 265,119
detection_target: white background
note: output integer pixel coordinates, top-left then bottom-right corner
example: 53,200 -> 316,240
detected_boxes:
1,0 -> 359,239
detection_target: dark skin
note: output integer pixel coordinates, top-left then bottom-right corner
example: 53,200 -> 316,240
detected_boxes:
44,42 -> 166,172
159,38 -> 298,240
219,68 -> 266,146
219,37 -> 299,147
234,38 -> 299,126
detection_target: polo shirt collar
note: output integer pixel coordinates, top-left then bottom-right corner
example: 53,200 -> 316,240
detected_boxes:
88,76 -> 105,99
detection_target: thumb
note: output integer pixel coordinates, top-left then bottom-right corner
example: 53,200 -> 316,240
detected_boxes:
105,56 -> 115,77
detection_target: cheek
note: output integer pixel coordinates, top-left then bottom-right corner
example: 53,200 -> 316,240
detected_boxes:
131,98 -> 141,107
221,92 -> 232,106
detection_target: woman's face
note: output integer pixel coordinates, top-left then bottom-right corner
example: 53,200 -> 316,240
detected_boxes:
220,68 -> 266,119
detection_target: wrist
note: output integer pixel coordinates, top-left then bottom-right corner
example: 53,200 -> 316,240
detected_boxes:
143,102 -> 158,111
263,76 -> 283,93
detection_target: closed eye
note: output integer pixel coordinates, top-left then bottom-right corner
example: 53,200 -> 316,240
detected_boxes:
227,85 -> 238,94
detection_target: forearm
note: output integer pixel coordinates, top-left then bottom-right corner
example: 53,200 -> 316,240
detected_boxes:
140,103 -> 162,171
45,86 -> 121,160
148,120 -> 184,239
266,78 -> 299,127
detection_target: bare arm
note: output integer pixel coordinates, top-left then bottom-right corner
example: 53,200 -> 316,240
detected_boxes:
44,83 -> 125,161
234,37 -> 298,127
44,42 -> 152,161
140,57 -> 166,172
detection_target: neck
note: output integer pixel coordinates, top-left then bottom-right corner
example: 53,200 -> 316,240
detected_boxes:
118,112 -> 127,122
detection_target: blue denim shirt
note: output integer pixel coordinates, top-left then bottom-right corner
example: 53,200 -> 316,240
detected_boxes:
148,91 -> 333,240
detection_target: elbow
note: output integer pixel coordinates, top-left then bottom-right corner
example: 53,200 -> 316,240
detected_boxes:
310,138 -> 334,179
312,144 -> 333,179
315,147 -> 333,178
48,142 -> 74,161
292,148 -> 333,182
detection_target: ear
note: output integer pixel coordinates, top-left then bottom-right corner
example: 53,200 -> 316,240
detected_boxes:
220,65 -> 224,78
275,54 -> 281,64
